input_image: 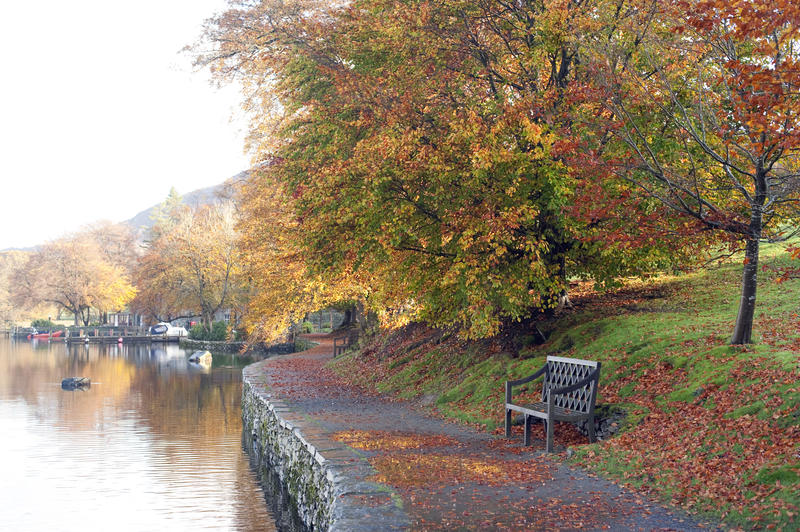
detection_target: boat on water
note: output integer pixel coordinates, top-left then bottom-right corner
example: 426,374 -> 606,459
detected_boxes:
27,330 -> 64,340
149,322 -> 188,338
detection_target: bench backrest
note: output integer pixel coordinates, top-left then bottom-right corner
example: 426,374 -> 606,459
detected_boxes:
541,356 -> 600,414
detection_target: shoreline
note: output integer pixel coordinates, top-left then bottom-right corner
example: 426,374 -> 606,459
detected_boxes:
241,334 -> 408,531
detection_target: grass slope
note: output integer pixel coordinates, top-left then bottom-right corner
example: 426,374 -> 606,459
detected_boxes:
331,245 -> 800,529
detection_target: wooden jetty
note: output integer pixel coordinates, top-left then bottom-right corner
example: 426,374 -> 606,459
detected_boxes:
62,335 -> 181,344
9,325 -> 185,344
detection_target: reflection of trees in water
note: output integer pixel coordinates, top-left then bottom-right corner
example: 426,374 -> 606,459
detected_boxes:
0,339 -> 279,530
130,362 -> 243,438
0,341 -> 135,431
0,340 -> 243,438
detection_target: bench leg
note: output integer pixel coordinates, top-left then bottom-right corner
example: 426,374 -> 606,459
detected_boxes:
546,416 -> 554,453
505,408 -> 512,438
587,414 -> 596,443
523,415 -> 532,446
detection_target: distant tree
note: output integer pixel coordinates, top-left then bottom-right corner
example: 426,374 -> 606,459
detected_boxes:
85,221 -> 139,273
132,199 -> 244,331
0,251 -> 36,326
149,187 -> 184,240
11,233 -> 136,326
131,191 -> 192,323
130,246 -> 192,324
83,220 -> 140,323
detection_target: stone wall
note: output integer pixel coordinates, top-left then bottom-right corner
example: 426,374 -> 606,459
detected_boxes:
180,338 -> 295,355
242,381 -> 334,529
241,364 -> 408,531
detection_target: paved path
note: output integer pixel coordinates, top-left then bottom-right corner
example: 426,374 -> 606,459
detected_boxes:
252,333 -> 718,531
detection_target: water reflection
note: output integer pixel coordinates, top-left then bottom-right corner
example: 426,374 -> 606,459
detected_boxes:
0,338 -> 278,531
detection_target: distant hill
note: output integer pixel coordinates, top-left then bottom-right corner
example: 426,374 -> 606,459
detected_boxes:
123,169 -> 249,235
0,170 -> 251,252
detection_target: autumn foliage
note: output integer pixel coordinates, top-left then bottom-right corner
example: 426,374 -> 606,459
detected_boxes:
198,0 -> 728,339
11,228 -> 136,326
132,191 -> 245,331
594,0 -> 800,343
193,0 -> 800,344
236,163 -> 363,342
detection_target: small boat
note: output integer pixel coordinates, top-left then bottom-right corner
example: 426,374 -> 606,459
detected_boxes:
27,330 -> 64,340
149,322 -> 188,338
149,323 -> 169,335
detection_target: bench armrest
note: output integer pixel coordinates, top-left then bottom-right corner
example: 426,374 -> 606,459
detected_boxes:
507,364 -> 547,388
549,367 -> 600,397
505,364 -> 547,403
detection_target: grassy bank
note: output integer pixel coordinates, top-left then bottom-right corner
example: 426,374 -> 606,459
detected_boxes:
330,245 -> 800,529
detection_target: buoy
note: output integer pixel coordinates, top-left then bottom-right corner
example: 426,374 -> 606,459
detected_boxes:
118,337 -> 123,343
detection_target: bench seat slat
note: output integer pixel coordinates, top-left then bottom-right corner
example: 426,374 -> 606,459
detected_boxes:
506,402 -> 588,422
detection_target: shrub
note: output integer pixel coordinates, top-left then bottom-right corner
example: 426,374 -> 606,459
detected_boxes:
210,321 -> 228,341
31,319 -> 56,329
301,321 -> 314,333
189,321 -> 230,341
189,324 -> 206,340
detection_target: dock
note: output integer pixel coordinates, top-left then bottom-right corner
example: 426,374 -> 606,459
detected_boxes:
61,335 -> 181,344
8,325 -> 187,344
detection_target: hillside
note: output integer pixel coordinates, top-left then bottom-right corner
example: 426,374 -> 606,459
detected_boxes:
123,169 -> 249,234
330,244 -> 800,529
0,171 -> 251,253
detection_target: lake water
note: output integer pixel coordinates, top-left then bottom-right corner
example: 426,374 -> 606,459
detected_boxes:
0,337 -> 281,531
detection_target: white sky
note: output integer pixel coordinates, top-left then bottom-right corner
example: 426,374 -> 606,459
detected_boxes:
0,0 -> 250,250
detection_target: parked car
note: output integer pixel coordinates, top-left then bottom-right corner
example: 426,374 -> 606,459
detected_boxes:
148,322 -> 188,337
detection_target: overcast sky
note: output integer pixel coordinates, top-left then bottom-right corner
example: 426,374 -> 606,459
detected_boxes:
0,0 -> 250,249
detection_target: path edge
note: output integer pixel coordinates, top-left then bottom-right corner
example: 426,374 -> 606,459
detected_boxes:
242,359 -> 410,531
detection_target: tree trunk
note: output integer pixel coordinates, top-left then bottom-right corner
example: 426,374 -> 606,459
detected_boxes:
730,236 -> 760,344
341,306 -> 354,327
550,255 -> 572,313
353,303 -> 364,330
555,291 -> 573,312
731,167 -> 767,345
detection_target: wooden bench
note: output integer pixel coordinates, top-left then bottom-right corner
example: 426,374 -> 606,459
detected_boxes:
333,331 -> 359,357
505,355 -> 601,452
